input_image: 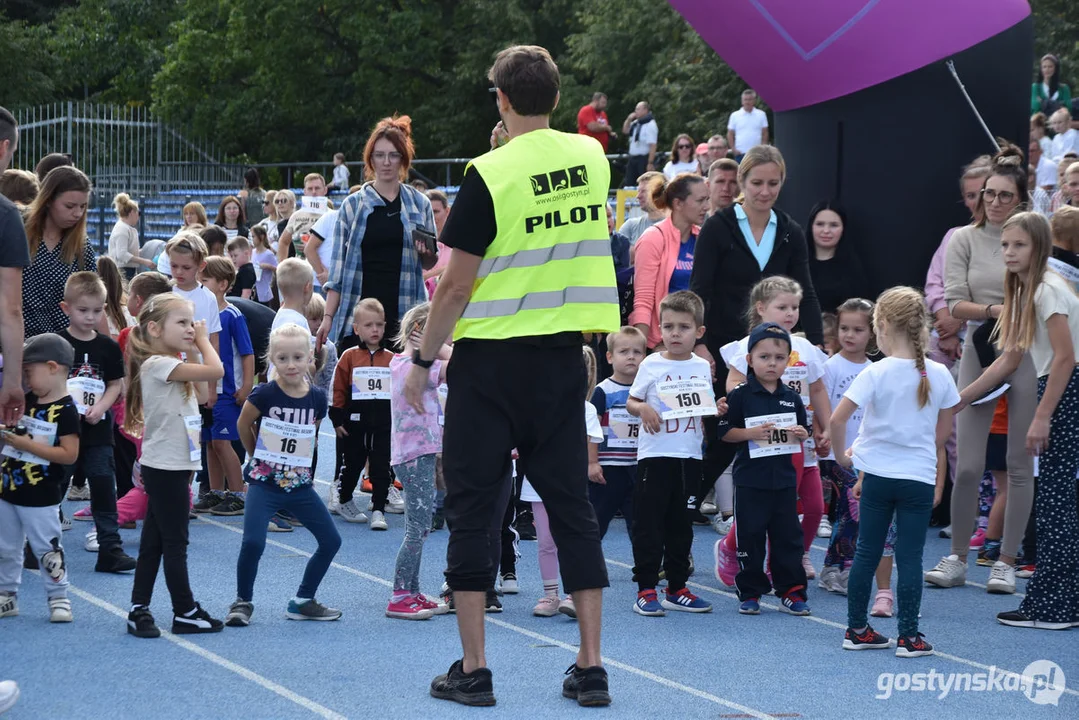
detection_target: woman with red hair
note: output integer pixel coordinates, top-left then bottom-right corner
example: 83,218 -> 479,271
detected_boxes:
316,116 -> 437,349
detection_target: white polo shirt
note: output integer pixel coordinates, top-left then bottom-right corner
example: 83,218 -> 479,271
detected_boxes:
628,119 -> 659,157
727,107 -> 769,154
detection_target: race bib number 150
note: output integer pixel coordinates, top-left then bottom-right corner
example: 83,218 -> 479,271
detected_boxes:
656,377 -> 717,420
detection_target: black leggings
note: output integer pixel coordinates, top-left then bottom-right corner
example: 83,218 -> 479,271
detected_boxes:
131,467 -> 196,615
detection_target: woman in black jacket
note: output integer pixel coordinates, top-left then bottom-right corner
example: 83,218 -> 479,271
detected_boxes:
806,200 -> 871,315
688,144 -> 823,523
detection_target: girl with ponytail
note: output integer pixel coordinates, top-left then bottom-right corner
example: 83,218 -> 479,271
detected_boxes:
830,286 -> 961,658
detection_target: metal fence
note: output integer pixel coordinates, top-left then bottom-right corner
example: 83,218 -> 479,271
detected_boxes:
13,102 -> 237,198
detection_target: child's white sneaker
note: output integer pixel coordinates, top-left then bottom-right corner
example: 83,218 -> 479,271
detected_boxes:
49,597 -> 73,623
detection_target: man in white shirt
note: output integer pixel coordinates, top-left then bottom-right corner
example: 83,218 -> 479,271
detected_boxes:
621,101 -> 659,187
726,89 -> 769,160
304,209 -> 338,292
1030,139 -> 1058,191
329,153 -> 350,192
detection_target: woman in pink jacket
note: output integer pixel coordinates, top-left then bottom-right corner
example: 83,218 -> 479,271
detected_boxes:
630,173 -> 709,350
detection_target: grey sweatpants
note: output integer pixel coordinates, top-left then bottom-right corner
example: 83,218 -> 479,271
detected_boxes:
951,337 -> 1036,560
0,499 -> 69,600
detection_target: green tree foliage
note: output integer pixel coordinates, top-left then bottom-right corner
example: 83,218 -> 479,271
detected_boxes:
4,0 -> 1077,168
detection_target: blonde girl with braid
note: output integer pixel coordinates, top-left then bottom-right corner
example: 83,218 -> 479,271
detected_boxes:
830,287 -> 960,657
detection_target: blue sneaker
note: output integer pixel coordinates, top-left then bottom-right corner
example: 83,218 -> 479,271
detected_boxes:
633,589 -> 666,616
661,587 -> 712,613
267,514 -> 294,533
780,594 -> 811,616
738,598 -> 760,615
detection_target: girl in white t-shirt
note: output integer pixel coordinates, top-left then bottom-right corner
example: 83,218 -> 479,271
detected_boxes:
818,298 -> 874,595
831,287 -> 960,658
524,346 -> 604,619
721,276 -> 832,580
124,294 -> 225,639
957,212 -> 1079,630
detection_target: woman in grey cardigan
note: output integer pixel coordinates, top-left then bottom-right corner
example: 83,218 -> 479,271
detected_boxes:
928,148 -> 1035,596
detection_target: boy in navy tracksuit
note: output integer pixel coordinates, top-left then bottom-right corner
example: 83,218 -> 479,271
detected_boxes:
718,323 -> 812,616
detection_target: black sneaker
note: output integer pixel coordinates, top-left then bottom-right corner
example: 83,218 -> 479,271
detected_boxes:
430,659 -> 496,706
440,587 -> 456,614
96,548 -> 138,574
485,590 -> 502,613
843,625 -> 891,650
172,602 -> 225,634
996,609 -> 1071,630
209,493 -> 245,516
127,606 -> 161,638
895,633 -> 934,657
562,664 -> 611,707
431,507 -> 445,531
192,492 -> 224,514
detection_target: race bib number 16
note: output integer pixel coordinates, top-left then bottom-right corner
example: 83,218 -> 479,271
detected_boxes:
254,418 -> 315,468
656,377 -> 716,420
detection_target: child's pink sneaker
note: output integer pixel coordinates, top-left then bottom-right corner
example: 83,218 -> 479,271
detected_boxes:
870,589 -> 894,618
969,528 -> 986,549
714,537 -> 738,587
73,507 -> 93,521
386,595 -> 434,621
414,593 -> 449,615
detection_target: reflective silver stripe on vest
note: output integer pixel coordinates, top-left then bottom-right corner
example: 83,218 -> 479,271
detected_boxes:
460,286 -> 618,319
476,239 -> 612,279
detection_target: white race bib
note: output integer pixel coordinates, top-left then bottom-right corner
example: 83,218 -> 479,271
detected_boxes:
67,377 -> 106,416
803,408 -> 817,466
1,416 -> 57,466
606,407 -> 640,448
746,412 -> 801,459
437,383 -> 448,427
656,377 -> 717,420
184,415 -> 202,462
351,367 -> 391,400
1048,256 -> 1079,288
254,418 -> 316,468
783,364 -> 810,403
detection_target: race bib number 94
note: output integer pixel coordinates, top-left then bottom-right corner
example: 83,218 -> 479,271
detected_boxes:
746,412 -> 800,459
656,377 -> 717,420
254,418 -> 316,468
352,367 -> 391,401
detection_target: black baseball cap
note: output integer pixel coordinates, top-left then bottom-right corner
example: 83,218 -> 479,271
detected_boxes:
747,322 -> 792,353
23,333 -> 75,368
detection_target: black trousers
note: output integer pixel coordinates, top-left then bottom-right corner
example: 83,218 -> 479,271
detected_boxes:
131,467 -> 196,614
701,366 -> 739,511
622,154 -> 649,188
631,457 -> 699,592
733,485 -> 807,601
338,422 -> 391,511
500,473 -> 518,576
443,341 -> 607,593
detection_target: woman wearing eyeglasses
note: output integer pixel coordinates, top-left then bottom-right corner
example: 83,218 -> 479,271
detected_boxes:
316,116 -> 436,350
662,134 -> 698,181
930,146 -> 1035,596
270,190 -> 296,254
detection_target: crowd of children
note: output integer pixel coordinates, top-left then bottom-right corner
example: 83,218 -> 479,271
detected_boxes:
1,205 -> 1077,661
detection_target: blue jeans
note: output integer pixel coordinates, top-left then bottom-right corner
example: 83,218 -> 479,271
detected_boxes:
237,483 -> 342,602
847,473 -> 933,638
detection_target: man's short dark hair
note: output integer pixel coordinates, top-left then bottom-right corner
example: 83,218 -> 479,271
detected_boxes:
0,106 -> 16,147
35,153 -> 73,182
488,45 -> 560,117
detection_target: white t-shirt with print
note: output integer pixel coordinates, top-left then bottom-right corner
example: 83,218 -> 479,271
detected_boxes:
663,160 -> 700,180
520,402 -> 603,503
726,107 -> 769,154
309,210 -> 339,289
629,352 -> 713,461
721,333 -> 827,465
845,357 -> 960,485
173,285 -> 222,334
821,354 -> 872,460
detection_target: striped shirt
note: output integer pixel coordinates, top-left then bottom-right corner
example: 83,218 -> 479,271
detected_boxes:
591,377 -> 638,466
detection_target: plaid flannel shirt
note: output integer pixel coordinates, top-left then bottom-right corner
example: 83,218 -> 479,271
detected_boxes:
325,182 -> 436,342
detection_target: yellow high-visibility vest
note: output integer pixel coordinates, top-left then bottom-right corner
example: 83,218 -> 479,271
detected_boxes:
455,129 -> 620,341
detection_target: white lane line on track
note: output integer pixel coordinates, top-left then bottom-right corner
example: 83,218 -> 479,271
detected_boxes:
41,574 -> 347,719
195,516 -> 774,719
604,558 -> 1077,699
